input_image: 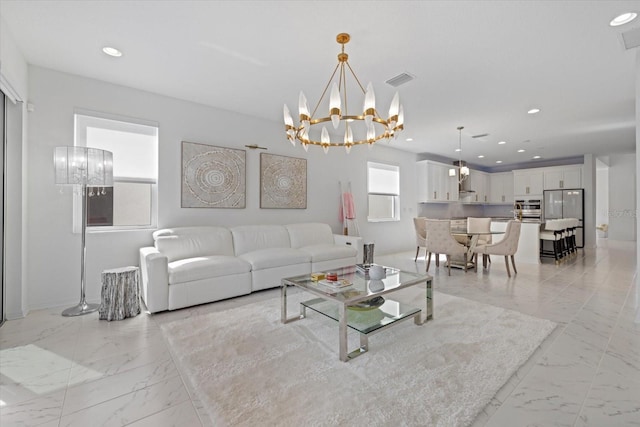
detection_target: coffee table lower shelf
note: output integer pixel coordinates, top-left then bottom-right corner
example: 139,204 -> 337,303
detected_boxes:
300,297 -> 421,360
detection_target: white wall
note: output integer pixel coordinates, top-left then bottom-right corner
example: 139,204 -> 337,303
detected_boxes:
596,161 -> 609,235
608,153 -> 636,241
1,15 -> 29,319
26,66 -> 418,310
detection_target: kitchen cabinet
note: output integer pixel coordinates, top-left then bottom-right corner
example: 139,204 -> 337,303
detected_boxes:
417,160 -> 459,202
513,169 -> 544,196
468,170 -> 490,203
543,166 -> 582,189
489,172 -> 514,204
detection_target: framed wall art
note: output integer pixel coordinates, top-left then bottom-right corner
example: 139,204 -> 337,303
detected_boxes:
260,153 -> 307,209
181,141 -> 246,208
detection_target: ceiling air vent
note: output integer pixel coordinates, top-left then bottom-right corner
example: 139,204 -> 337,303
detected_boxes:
386,72 -> 416,87
620,26 -> 640,50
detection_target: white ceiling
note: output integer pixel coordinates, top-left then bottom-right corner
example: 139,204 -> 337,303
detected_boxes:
1,0 -> 638,170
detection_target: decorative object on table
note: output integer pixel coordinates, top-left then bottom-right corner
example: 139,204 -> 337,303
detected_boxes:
348,295 -> 385,311
260,153 -> 306,209
181,141 -> 246,208
362,242 -> 375,266
283,33 -> 405,153
54,146 -> 113,317
325,272 -> 338,281
317,278 -> 351,288
99,266 -> 140,321
368,264 -> 387,280
368,279 -> 385,293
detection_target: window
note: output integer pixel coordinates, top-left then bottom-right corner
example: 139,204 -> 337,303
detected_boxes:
367,162 -> 400,222
75,112 -> 158,230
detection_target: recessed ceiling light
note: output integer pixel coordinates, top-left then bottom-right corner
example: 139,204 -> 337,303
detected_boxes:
102,46 -> 123,57
455,148 -> 461,152
533,155 -> 541,159
517,149 -> 525,153
610,12 -> 637,26
498,141 -> 506,145
527,108 -> 541,114
406,138 -> 413,142
477,155 -> 485,158
496,160 -> 503,164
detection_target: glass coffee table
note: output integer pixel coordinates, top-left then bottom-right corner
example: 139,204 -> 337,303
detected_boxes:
281,266 -> 433,362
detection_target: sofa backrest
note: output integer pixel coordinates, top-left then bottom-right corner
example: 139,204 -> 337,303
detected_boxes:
230,225 -> 291,256
286,223 -> 334,248
153,226 -> 234,262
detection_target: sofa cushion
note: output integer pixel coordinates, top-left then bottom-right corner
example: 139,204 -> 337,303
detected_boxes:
154,227 -> 235,262
168,255 -> 251,285
230,225 -> 291,256
239,248 -> 310,270
299,244 -> 357,263
286,223 -> 334,248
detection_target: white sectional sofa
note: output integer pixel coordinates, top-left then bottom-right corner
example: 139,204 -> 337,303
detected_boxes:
139,222 -> 361,313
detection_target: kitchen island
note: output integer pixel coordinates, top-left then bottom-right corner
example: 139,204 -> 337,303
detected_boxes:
491,220 -> 541,264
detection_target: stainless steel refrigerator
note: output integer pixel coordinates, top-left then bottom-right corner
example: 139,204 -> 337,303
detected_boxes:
543,189 -> 584,247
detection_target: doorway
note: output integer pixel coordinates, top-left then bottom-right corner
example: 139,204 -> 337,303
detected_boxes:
1,91 -> 5,326
596,158 -> 609,243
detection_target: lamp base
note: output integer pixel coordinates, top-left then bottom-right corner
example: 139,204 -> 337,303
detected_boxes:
62,301 -> 99,317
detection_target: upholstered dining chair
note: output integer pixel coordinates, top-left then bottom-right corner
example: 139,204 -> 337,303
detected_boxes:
467,217 -> 492,263
425,219 -> 468,275
413,217 -> 427,261
473,220 -> 521,277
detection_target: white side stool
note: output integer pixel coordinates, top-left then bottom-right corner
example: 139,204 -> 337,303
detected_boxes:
99,266 -> 141,321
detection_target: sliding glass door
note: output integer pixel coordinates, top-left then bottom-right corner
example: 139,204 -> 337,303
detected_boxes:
1,91 -> 5,326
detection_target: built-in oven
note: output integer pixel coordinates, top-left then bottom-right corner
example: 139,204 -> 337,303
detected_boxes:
514,199 -> 542,222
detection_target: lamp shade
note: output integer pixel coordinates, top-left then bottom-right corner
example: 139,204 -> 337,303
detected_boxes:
54,146 -> 113,187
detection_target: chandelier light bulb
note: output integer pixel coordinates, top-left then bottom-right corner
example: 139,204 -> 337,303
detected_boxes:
330,82 -> 341,129
298,91 -> 310,132
322,144 -> 330,154
397,105 -> 404,129
344,126 -> 353,145
321,126 -> 330,144
363,82 -> 376,128
302,143 -> 309,152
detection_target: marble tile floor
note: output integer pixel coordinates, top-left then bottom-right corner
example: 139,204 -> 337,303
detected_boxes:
1,239 -> 638,426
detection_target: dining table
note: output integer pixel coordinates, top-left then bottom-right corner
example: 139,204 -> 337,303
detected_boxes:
449,228 -> 505,270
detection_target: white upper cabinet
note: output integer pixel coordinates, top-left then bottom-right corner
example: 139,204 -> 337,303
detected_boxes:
513,169 -> 544,197
543,165 -> 582,189
417,160 -> 459,202
489,171 -> 514,204
468,170 -> 490,203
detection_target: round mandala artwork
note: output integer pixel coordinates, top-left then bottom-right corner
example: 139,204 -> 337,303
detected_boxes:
182,143 -> 245,208
260,153 -> 306,209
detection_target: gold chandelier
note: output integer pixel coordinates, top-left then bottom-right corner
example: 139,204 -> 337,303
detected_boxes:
283,33 -> 404,153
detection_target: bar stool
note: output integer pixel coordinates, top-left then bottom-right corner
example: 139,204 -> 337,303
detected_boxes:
540,219 -> 564,263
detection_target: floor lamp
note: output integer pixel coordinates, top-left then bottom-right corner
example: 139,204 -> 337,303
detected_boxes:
54,146 -> 113,317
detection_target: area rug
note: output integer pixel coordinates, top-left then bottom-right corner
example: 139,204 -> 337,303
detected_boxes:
160,290 -> 556,427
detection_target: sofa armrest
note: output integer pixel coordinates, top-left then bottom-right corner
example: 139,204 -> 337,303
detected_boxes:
139,246 -> 169,313
333,234 -> 363,263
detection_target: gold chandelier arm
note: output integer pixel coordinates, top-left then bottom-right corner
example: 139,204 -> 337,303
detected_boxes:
344,61 -> 368,94
310,62 -> 341,119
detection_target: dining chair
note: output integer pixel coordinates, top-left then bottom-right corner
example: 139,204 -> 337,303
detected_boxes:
425,219 -> 468,275
413,217 -> 427,261
473,220 -> 521,277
